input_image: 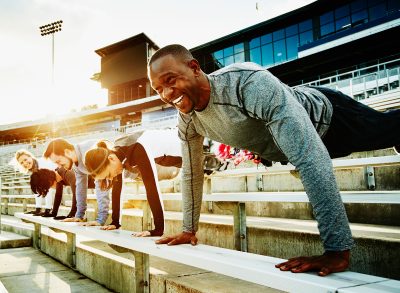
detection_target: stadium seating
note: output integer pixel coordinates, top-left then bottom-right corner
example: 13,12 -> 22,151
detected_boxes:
1,136 -> 400,292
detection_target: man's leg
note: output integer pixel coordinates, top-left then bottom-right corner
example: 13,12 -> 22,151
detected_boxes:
317,87 -> 400,158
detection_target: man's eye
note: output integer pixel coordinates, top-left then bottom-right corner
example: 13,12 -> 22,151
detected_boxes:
166,77 -> 175,84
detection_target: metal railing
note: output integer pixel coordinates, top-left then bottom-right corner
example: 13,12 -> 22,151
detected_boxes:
0,115 -> 178,151
300,57 -> 400,102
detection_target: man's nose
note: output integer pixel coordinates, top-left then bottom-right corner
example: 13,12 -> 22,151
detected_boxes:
162,87 -> 173,101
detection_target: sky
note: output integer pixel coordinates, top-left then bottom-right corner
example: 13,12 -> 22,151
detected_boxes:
0,0 -> 315,125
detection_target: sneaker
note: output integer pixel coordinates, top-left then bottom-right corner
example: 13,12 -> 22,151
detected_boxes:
53,216 -> 67,220
394,145 -> 400,155
32,208 -> 43,216
41,209 -> 53,217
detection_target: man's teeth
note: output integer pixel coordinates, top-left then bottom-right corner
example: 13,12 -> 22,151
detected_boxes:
172,95 -> 183,104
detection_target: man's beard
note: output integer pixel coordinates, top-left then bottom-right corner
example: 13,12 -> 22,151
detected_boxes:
65,158 -> 73,170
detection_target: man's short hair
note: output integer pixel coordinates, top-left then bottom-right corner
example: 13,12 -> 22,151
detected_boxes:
148,44 -> 194,67
44,138 -> 74,158
30,168 -> 56,196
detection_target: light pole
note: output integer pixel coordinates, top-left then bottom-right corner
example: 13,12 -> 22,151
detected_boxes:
39,20 -> 63,84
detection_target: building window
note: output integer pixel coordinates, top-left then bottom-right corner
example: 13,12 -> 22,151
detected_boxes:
250,47 -> 262,64
299,30 -> 313,46
212,43 -> 245,67
351,9 -> 368,26
273,39 -> 286,64
369,2 -> 387,20
261,43 -> 274,66
319,0 -> 393,39
286,35 -> 298,60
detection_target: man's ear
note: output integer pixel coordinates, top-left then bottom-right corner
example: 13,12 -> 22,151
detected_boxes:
108,153 -> 116,162
188,59 -> 201,75
64,149 -> 73,158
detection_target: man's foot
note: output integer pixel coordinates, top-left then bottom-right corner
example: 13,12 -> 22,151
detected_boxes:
53,216 -> 67,220
66,212 -> 76,218
32,208 -> 43,216
41,209 -> 53,217
394,145 -> 400,155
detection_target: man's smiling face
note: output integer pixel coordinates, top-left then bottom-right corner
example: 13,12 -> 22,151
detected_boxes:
148,54 -> 202,114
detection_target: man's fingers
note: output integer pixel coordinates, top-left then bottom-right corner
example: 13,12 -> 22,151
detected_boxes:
191,236 -> 198,246
318,267 -> 331,276
276,259 -> 300,270
155,236 -> 174,244
132,231 -> 151,237
291,263 -> 313,273
167,239 -> 178,246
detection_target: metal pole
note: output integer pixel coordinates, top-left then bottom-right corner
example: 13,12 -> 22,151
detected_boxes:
0,176 -> 2,234
52,33 -> 55,85
39,20 -> 62,85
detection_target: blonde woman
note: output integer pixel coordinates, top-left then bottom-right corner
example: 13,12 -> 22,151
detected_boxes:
15,149 -> 56,216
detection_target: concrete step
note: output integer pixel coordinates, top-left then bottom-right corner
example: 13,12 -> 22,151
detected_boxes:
0,216 -> 282,292
0,230 -> 31,249
0,247 -> 112,292
5,189 -> 400,226
3,203 -> 400,279
124,192 -> 400,226
119,209 -> 400,280
126,157 -> 400,194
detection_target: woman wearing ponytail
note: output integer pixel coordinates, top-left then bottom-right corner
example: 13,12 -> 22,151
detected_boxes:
85,129 -> 182,237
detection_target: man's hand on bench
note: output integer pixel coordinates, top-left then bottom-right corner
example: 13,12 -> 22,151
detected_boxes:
155,232 -> 197,246
61,217 -> 86,223
132,231 -> 151,237
81,221 -> 101,226
275,250 -> 350,277
101,224 -> 118,231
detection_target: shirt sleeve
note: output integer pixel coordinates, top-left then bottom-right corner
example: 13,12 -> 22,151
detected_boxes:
241,70 -> 354,251
64,169 -> 77,201
177,113 -> 205,233
110,174 -> 122,228
73,168 -> 88,219
127,143 -> 165,235
94,180 -> 110,225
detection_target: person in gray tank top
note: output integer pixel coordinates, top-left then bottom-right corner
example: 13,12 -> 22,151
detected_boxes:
147,44 -> 400,277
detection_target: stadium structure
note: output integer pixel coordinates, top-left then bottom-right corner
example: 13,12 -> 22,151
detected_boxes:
1,0 -> 399,148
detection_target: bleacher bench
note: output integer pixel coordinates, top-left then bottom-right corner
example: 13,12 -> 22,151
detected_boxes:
1,194 -> 36,213
120,190 -> 400,252
14,213 -> 400,293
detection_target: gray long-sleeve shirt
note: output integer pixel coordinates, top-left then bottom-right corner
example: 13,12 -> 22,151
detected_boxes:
73,140 -> 109,224
178,62 -> 354,251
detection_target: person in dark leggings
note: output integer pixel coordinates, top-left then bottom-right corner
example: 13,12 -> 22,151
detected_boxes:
84,129 -> 182,237
30,168 -> 77,219
314,86 -> 400,157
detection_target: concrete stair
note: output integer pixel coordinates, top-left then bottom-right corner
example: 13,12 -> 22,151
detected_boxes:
0,215 -> 281,293
0,230 -> 31,249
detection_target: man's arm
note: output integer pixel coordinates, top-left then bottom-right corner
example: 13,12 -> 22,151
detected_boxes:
110,174 -> 123,229
156,113 -> 204,245
63,169 -> 77,216
73,168 -> 88,219
94,180 -> 110,225
242,70 -> 353,274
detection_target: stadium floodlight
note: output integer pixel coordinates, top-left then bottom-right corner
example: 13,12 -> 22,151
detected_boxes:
39,20 -> 63,84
